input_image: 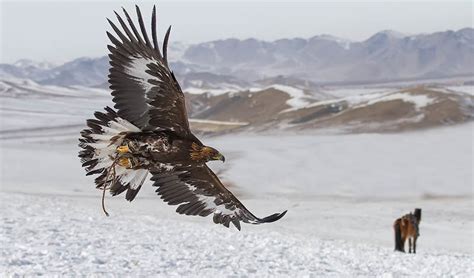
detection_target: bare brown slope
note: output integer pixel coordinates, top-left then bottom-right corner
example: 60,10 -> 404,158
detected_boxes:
184,86 -> 473,134
186,88 -> 291,124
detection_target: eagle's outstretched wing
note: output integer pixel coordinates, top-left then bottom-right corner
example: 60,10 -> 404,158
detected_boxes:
107,5 -> 190,136
151,165 -> 288,230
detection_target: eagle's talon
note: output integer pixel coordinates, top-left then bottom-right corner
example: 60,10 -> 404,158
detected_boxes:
118,157 -> 132,168
117,145 -> 130,154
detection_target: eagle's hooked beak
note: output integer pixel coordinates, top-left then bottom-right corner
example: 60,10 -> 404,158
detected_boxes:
214,153 -> 225,163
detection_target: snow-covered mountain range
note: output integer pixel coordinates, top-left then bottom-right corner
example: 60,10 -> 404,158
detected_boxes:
183,28 -> 474,83
1,28 -> 473,88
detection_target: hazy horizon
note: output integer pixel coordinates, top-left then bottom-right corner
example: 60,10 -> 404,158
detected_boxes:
1,0 -> 472,64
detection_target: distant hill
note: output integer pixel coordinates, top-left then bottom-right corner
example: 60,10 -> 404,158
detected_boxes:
1,28 -> 473,88
185,86 -> 474,133
1,78 -> 472,135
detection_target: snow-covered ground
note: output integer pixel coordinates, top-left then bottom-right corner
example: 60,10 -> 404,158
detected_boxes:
445,85 -> 474,96
322,87 -> 395,99
0,79 -> 111,131
2,192 -> 472,277
1,122 -> 473,276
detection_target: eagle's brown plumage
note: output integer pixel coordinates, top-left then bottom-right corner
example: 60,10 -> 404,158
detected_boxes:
78,5 -> 287,230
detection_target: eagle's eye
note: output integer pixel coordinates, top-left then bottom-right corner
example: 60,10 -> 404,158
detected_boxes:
212,152 -> 225,163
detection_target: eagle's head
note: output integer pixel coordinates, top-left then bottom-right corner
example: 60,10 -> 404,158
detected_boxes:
190,143 -> 225,163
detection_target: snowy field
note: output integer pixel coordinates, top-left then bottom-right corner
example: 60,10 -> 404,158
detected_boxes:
1,193 -> 472,277
1,121 -> 473,276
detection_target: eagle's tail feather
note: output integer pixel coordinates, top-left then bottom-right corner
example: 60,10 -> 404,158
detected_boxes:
79,107 -> 147,203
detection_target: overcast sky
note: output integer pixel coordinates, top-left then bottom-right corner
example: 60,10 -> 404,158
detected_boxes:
1,0 -> 472,64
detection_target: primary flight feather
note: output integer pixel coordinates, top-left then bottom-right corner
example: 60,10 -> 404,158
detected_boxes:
78,5 -> 287,230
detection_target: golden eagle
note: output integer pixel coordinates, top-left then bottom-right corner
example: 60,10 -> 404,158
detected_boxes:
78,5 -> 287,230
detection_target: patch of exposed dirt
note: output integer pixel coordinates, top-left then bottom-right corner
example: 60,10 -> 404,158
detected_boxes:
187,88 -> 292,124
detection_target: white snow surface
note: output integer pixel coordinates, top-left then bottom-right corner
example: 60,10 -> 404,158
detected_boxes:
445,85 -> 474,96
365,92 -> 435,110
2,193 -> 472,277
268,84 -> 310,109
0,78 -> 112,131
249,84 -> 312,109
322,87 -> 395,98
184,87 -> 241,96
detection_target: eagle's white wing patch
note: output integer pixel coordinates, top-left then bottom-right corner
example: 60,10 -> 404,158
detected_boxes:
86,117 -> 140,172
125,57 -> 161,94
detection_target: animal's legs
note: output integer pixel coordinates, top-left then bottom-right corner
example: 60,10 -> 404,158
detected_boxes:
401,236 -> 406,252
413,237 -> 416,253
408,238 -> 412,253
394,221 -> 404,252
